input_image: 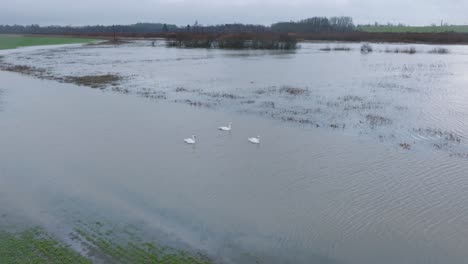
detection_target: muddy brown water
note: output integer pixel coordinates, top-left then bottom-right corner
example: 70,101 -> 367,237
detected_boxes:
1,42 -> 468,263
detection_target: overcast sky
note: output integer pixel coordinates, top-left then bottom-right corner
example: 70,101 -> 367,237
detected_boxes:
2,0 -> 467,26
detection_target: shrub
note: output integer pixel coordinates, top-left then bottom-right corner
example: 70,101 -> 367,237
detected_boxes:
428,47 -> 449,54
361,43 -> 373,53
166,33 -> 298,50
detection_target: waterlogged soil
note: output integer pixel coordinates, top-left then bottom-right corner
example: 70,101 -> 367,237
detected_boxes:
1,40 -> 467,157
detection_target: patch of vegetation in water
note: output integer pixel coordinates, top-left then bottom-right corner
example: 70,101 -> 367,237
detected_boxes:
360,43 -> 373,53
384,47 -> 417,54
0,227 -> 91,264
416,128 -> 461,143
174,99 -> 214,108
166,33 -> 298,50
279,86 -> 309,96
175,87 -> 189,92
71,221 -> 212,264
200,91 -> 243,99
136,88 -> 167,99
0,62 -> 59,81
320,46 -> 351,51
241,100 -> 256,104
428,47 -> 450,54
450,152 -> 468,159
64,74 -> 122,89
0,220 -> 213,264
366,114 -> 393,127
339,95 -> 364,102
253,86 -> 277,95
399,143 -> 412,150
0,64 -> 45,75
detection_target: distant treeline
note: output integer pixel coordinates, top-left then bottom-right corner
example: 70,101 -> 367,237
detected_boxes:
0,23 -> 178,34
0,17 -> 355,35
2,18 -> 468,45
272,17 -> 355,33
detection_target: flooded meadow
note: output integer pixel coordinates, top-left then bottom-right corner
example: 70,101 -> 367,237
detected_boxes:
1,40 -> 468,263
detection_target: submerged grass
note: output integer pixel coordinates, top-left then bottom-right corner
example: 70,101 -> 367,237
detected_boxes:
0,228 -> 90,264
320,46 -> 351,51
72,220 -> 212,264
0,222 -> 212,264
0,35 -> 96,50
279,86 -> 309,96
366,114 -> 393,127
384,47 -> 417,54
428,47 -> 450,54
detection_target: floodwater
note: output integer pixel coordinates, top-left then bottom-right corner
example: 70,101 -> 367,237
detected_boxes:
2,40 -> 468,155
1,42 -> 468,264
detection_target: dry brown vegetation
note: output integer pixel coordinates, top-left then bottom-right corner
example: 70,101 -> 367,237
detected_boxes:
64,74 -> 122,88
1,65 -> 44,75
321,46 -> 351,51
136,88 -> 166,99
200,91 -> 243,99
415,128 -> 461,143
428,47 -> 450,54
385,47 -> 417,54
279,86 -> 309,96
366,114 -> 393,127
399,143 -> 412,150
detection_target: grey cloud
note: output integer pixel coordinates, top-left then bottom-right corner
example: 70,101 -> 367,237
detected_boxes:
1,0 -> 467,26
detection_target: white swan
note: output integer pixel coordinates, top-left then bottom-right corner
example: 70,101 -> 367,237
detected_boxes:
184,135 -> 197,144
218,122 -> 232,131
248,135 -> 260,144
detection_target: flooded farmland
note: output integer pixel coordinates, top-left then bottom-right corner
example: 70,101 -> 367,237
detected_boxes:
1,41 -> 468,264
2,41 -> 468,155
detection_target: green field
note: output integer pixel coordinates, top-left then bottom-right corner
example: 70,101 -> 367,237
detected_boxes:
358,25 -> 468,33
0,35 -> 96,50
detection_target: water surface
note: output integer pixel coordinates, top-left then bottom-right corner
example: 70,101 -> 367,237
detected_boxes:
1,71 -> 468,263
2,41 -> 468,156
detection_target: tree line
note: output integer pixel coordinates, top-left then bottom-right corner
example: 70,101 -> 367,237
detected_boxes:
0,17 -> 356,35
0,23 -> 177,34
271,17 -> 355,33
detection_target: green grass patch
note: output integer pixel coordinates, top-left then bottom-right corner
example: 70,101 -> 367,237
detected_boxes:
73,221 -> 212,264
0,223 -> 213,264
0,35 -> 96,50
0,227 -> 91,264
358,25 -> 468,33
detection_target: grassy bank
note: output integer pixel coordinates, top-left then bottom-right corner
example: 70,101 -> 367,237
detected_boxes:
0,35 -> 96,50
296,32 -> 468,44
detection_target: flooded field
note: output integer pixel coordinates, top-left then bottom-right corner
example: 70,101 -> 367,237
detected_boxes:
1,41 -> 468,263
1,40 -> 468,156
